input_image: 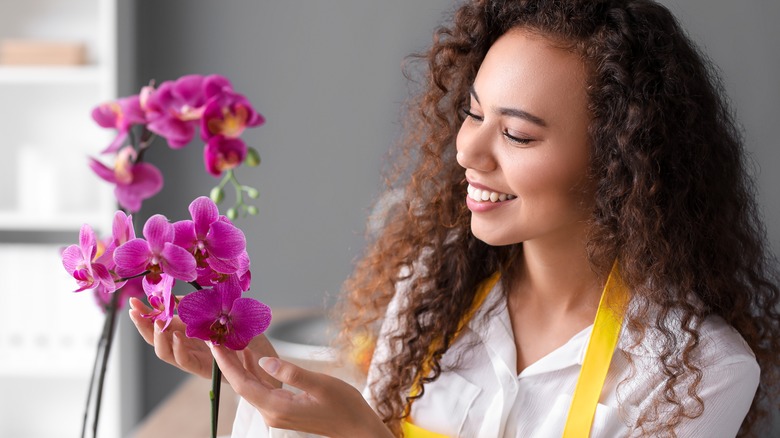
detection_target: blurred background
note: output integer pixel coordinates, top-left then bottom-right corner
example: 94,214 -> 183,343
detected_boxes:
0,0 -> 777,436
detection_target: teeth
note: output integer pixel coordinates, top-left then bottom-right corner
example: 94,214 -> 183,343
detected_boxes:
467,184 -> 516,203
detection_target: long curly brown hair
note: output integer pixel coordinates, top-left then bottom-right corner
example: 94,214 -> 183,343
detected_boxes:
335,0 -> 780,436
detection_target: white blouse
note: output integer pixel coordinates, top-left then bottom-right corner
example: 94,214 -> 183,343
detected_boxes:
231,281 -> 759,438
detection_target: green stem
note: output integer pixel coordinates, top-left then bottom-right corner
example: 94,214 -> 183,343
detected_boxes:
92,291 -> 120,437
211,359 -> 222,438
81,307 -> 111,438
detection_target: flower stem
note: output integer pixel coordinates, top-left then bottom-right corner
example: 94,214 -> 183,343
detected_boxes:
91,291 -> 120,437
211,358 -> 222,438
81,310 -> 109,438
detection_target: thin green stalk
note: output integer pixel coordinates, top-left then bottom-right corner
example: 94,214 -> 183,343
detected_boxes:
81,309 -> 110,438
211,359 -> 222,438
91,291 -> 120,437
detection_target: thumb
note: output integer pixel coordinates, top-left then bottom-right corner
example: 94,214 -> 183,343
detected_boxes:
259,357 -> 324,396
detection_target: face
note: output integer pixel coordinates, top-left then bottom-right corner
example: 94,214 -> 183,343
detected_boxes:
456,28 -> 593,247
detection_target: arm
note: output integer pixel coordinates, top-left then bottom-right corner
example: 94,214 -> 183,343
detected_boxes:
211,344 -> 394,438
630,356 -> 760,438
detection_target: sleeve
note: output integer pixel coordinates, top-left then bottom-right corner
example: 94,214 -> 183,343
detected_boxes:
627,352 -> 760,438
674,356 -> 760,438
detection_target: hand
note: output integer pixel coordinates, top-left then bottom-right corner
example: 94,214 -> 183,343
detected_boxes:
129,297 -> 280,388
210,344 -> 393,438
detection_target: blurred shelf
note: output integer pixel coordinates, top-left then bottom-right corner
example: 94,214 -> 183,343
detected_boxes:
0,65 -> 102,83
0,211 -> 110,232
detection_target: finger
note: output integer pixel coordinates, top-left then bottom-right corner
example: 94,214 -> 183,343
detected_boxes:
239,348 -> 281,389
211,343 -> 278,400
129,297 -> 151,312
258,357 -> 327,398
128,308 -> 155,346
172,331 -> 210,379
152,320 -> 175,364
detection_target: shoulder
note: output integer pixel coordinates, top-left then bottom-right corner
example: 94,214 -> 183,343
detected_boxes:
621,306 -> 758,371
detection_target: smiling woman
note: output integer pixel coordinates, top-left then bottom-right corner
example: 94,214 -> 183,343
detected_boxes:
131,1 -> 780,437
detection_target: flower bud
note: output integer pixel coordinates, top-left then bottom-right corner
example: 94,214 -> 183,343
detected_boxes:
210,186 -> 225,204
245,187 -> 259,199
247,205 -> 259,215
245,147 -> 261,167
227,208 -> 238,220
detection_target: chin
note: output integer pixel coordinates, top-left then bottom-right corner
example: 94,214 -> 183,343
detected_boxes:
470,225 -> 523,247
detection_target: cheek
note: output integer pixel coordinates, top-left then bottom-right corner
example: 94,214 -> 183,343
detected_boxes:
509,151 -> 592,209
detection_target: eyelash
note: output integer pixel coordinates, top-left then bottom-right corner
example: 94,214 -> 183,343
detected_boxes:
461,108 -> 533,145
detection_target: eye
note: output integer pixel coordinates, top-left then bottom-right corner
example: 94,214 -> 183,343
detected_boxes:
462,108 -> 483,122
503,130 -> 533,145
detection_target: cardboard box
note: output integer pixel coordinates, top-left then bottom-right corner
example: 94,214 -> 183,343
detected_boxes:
0,39 -> 87,66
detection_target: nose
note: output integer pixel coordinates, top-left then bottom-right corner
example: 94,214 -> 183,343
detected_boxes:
455,120 -> 496,172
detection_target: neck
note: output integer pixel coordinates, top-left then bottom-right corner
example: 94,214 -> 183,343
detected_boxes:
509,229 -> 605,315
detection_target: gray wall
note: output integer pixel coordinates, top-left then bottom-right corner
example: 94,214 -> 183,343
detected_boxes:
128,0 -> 780,429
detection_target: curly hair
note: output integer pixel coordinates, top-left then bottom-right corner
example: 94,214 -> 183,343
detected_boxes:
335,1 -> 780,436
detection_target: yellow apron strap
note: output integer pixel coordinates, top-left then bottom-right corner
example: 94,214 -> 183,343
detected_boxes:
562,262 -> 628,438
403,418 -> 450,438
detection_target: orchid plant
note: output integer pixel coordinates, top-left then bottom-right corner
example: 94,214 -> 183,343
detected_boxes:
61,74 -> 272,438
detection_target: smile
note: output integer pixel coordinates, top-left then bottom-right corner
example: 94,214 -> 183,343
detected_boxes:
467,184 -> 516,203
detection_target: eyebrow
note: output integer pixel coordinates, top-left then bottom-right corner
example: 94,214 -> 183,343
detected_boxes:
469,85 -> 548,128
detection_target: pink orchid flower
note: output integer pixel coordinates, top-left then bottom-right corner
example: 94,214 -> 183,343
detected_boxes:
203,136 -> 249,177
140,274 -> 177,330
173,196 -> 247,275
144,74 -> 232,148
88,146 -> 164,213
91,95 -> 147,154
93,276 -> 144,313
62,224 -> 117,293
113,214 -> 197,283
200,91 -> 264,141
177,279 -> 271,350
196,250 -> 252,291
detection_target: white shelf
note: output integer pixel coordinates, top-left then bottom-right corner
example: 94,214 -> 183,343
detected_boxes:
0,211 -> 112,232
0,65 -> 103,83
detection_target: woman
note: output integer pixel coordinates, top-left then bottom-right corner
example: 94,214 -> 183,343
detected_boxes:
130,0 -> 780,436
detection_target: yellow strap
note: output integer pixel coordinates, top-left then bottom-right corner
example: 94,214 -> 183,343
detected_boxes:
562,262 -> 628,438
403,418 -> 449,438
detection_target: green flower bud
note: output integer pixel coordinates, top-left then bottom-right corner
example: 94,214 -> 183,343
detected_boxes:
245,187 -> 259,199
245,147 -> 261,167
247,205 -> 259,215
227,207 -> 238,220
210,186 -> 225,204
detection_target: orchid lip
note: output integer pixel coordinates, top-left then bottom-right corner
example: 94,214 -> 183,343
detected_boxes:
466,183 -> 516,203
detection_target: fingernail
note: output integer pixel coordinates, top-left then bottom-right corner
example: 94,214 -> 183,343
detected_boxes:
259,357 -> 280,374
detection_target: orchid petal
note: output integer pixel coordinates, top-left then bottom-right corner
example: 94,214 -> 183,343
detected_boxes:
147,117 -> 195,148
189,196 -> 219,237
62,245 -> 84,274
203,75 -> 233,99
206,220 -> 246,260
112,211 -> 135,245
205,255 -> 241,275
142,215 -> 174,252
172,220 -> 197,252
160,242 -> 197,281
88,157 -> 117,183
101,131 -> 129,154
113,238 -> 152,278
223,298 -> 272,350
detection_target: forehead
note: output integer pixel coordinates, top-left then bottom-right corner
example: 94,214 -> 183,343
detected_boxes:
473,28 -> 589,125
